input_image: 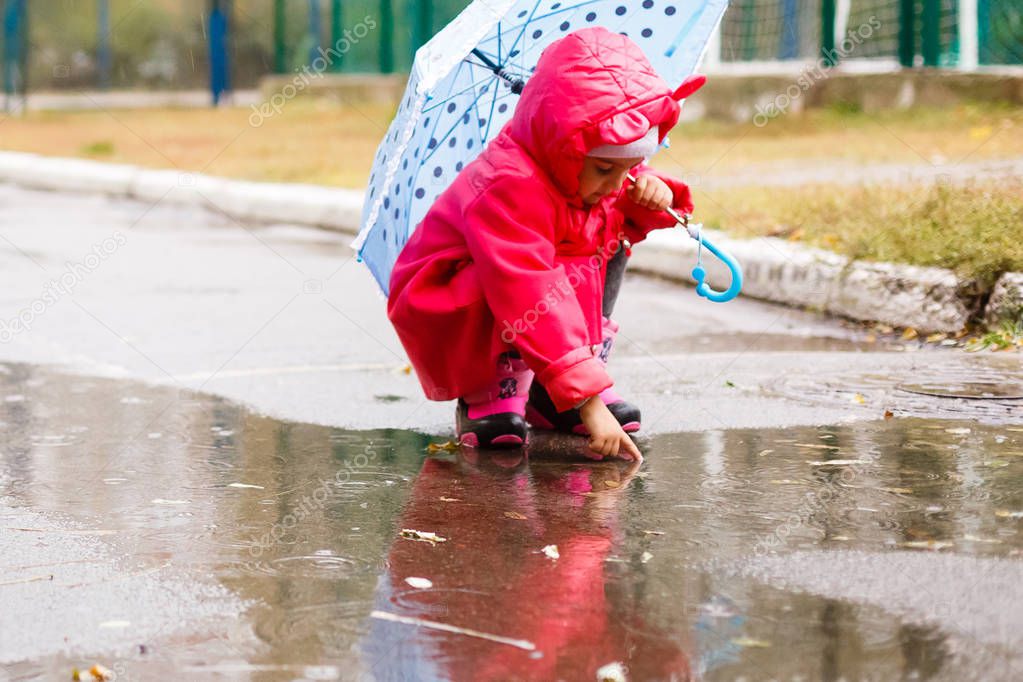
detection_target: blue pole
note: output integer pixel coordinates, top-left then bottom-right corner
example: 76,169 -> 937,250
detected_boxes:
308,0 -> 322,67
778,0 -> 799,60
209,1 -> 229,105
3,0 -> 26,106
97,0 -> 111,89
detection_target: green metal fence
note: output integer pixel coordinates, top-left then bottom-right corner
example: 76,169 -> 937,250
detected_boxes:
4,0 -> 1022,96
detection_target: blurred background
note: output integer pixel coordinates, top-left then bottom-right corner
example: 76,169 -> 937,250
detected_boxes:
2,0 -> 1020,94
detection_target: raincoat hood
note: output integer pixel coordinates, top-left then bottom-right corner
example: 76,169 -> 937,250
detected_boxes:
508,27 -> 687,200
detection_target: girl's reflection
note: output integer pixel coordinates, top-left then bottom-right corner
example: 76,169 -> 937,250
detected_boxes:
365,444 -> 690,681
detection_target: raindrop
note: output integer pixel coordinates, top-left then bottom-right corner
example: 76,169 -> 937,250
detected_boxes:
428,138 -> 438,149
447,102 -> 457,113
433,166 -> 443,177
642,28 -> 653,38
517,9 -> 527,18
498,103 -> 508,113
394,208 -> 400,220
665,6 -> 677,15
467,139 -> 474,150
615,6 -> 627,16
415,188 -> 425,199
423,117 -> 431,128
643,0 -> 654,8
560,21 -> 570,31
448,137 -> 457,148
384,197 -> 390,209
586,11 -> 596,21
532,29 -> 543,39
456,162 -> 464,171
462,113 -> 470,124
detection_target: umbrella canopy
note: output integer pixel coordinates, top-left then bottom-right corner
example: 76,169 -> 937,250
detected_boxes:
353,0 -> 729,294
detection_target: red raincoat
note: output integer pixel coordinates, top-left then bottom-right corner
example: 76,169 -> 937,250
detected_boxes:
388,28 -> 697,411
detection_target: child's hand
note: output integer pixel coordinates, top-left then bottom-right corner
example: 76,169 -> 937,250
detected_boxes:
579,396 -> 643,461
627,174 -> 673,212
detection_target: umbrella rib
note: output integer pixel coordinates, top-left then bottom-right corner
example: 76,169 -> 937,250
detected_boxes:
420,56 -> 470,163
666,4 -> 708,58
422,73 -> 497,114
503,0 -> 543,69
421,84 -> 490,166
482,70 -> 501,143
484,0 -> 604,58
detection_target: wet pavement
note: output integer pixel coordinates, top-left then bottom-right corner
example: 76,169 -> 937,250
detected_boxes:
1,364 -> 1021,680
1,184 -> 1021,680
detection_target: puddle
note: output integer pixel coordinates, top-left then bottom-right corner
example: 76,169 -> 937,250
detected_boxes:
766,358 -> 1023,424
1,362 -> 1020,680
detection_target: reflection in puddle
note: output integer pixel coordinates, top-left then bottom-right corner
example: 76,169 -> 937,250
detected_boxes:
0,362 -> 1020,680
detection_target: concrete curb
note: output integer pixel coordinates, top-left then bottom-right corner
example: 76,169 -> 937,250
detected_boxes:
631,227 -> 977,333
0,150 -> 1005,333
0,151 -> 364,233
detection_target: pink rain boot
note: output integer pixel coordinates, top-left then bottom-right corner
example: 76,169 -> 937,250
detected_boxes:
456,353 -> 534,448
525,317 -> 641,434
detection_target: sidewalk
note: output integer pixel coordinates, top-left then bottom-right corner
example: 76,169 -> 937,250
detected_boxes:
0,149 -> 1018,333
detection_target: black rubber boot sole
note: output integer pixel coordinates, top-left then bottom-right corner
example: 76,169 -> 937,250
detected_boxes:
456,399 -> 527,448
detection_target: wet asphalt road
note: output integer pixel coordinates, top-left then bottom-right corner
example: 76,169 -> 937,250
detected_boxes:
0,184 -> 1021,680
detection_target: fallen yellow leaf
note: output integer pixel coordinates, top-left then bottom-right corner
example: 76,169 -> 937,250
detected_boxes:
400,528 -> 447,544
901,328 -> 918,340
504,511 -> 527,520
732,637 -> 772,648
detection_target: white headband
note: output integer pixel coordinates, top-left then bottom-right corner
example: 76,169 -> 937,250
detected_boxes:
587,127 -> 660,160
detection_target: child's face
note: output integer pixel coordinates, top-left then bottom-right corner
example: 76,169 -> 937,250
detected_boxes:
578,156 -> 645,206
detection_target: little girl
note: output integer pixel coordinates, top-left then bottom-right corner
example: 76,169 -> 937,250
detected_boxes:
388,27 -> 702,460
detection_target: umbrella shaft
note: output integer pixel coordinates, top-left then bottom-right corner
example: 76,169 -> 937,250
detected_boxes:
470,48 -> 524,94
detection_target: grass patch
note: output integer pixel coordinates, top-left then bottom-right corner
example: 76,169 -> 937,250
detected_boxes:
698,179 -> 1023,285
1,102 -> 1021,187
79,140 -> 115,156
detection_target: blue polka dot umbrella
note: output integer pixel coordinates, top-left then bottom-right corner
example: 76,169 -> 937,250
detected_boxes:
353,0 -> 729,294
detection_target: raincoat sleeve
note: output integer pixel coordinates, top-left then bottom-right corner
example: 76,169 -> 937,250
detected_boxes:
615,163 -> 694,245
462,176 -> 613,411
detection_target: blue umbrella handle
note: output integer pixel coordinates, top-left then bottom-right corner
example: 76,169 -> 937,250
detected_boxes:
625,173 -> 743,303
690,233 -> 743,303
